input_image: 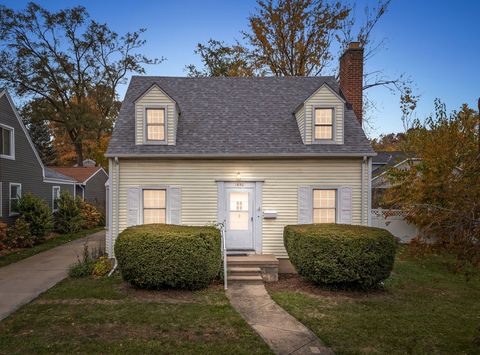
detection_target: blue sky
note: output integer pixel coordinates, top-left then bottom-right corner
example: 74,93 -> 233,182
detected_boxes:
3,0 -> 479,137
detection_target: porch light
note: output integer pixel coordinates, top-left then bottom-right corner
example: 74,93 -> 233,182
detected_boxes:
236,171 -> 241,181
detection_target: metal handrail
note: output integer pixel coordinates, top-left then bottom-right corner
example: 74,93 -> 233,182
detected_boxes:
221,223 -> 227,290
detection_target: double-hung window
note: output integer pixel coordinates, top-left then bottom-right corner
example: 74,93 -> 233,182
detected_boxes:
0,124 -> 14,158
143,189 -> 166,224
52,186 -> 61,212
9,183 -> 21,216
314,108 -> 334,141
313,189 -> 336,223
145,108 -> 165,142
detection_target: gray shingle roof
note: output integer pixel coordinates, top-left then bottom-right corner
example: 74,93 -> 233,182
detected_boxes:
107,76 -> 374,157
44,167 -> 77,182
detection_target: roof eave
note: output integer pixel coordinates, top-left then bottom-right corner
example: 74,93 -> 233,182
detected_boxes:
105,152 -> 376,159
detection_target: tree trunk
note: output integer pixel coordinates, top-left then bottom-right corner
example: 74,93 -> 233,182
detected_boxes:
75,141 -> 84,167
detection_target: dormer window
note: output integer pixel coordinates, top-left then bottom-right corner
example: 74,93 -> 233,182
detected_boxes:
145,108 -> 165,142
314,108 -> 334,141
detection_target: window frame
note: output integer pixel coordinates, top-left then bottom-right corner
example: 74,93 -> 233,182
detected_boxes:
9,182 -> 21,216
312,188 -> 337,224
143,106 -> 167,144
141,188 -> 167,224
52,186 -> 61,212
312,106 -> 335,144
0,123 -> 15,160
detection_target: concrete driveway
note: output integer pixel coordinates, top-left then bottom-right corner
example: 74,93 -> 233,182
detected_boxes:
0,230 -> 105,321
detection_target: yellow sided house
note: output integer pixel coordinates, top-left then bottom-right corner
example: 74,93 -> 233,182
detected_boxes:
106,43 -> 375,275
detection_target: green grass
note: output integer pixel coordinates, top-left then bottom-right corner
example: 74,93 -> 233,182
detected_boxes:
0,227 -> 103,268
0,275 -> 272,354
269,248 -> 480,354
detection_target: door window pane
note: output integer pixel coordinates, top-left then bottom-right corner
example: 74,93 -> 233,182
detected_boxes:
313,189 -> 336,223
229,192 -> 249,230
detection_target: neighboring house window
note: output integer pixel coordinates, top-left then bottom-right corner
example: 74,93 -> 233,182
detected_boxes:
52,186 -> 61,212
313,189 -> 336,223
143,189 -> 166,224
145,108 -> 165,141
9,183 -> 21,216
0,124 -> 14,158
314,108 -> 333,140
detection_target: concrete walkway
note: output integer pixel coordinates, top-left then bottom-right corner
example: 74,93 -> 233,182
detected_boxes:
0,230 -> 105,321
227,282 -> 333,355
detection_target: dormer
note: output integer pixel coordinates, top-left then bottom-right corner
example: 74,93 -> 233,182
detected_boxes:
295,42 -> 364,145
134,84 -> 178,145
294,82 -> 346,145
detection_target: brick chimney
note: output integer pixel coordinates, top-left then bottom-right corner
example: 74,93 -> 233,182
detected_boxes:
339,42 -> 364,125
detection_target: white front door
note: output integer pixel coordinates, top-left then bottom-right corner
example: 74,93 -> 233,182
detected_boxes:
225,184 -> 255,251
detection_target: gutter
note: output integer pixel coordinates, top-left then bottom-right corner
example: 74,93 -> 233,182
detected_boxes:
105,152 -> 377,159
361,156 -> 367,225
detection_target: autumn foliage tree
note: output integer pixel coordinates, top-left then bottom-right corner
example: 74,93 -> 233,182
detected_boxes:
0,3 -> 161,166
384,101 -> 480,269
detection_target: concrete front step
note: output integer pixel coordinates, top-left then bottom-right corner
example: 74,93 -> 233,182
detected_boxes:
227,275 -> 264,284
228,267 -> 262,276
227,254 -> 279,282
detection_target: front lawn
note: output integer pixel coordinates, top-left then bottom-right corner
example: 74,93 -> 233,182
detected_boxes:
0,227 -> 103,268
268,248 -> 480,354
0,275 -> 271,354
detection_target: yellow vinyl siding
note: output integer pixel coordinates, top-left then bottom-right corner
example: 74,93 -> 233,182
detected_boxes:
305,85 -> 344,144
110,158 -> 368,257
135,85 -> 176,145
295,107 -> 305,143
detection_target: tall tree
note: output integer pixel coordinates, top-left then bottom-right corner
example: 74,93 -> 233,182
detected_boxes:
187,0 -> 408,131
21,104 -> 57,165
185,39 -> 257,77
384,101 -> 480,269
0,3 -> 161,166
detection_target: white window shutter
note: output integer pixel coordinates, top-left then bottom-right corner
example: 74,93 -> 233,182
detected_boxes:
298,186 -> 312,224
126,187 -> 140,227
339,187 -> 352,224
168,187 -> 182,225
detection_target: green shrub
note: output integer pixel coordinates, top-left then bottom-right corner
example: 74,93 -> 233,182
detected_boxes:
115,224 -> 222,290
7,217 -> 34,248
68,243 -> 104,278
284,224 -> 397,289
17,193 -> 52,242
55,191 -> 83,233
92,256 -> 112,277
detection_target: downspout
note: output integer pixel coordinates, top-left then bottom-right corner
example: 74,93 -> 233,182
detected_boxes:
361,156 -> 367,225
108,157 -> 120,277
367,157 -> 372,226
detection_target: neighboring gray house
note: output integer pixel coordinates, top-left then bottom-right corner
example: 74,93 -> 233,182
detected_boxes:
48,163 -> 108,213
0,88 -> 76,225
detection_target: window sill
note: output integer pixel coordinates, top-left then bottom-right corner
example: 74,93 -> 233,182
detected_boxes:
0,154 -> 15,160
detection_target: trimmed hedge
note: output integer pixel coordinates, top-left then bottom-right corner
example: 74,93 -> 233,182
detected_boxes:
115,224 -> 221,290
284,224 -> 397,289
